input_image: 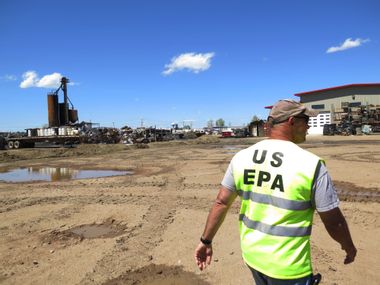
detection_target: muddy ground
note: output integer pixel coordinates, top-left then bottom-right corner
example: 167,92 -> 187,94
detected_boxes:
0,135 -> 379,285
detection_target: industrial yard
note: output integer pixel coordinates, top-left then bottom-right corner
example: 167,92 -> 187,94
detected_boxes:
2,1 -> 380,284
1,78 -> 380,152
0,135 -> 379,285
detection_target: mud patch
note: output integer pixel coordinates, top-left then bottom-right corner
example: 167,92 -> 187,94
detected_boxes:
208,160 -> 229,165
334,181 -> 380,203
43,219 -> 127,245
103,264 -> 210,285
69,224 -> 124,239
331,151 -> 380,163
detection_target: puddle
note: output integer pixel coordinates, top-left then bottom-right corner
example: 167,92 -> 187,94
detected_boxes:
69,223 -> 125,239
222,145 -> 244,154
223,145 -> 243,150
44,221 -> 127,245
0,166 -> 132,182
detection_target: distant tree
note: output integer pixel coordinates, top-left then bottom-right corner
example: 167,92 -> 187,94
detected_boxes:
207,120 -> 214,128
215,118 -> 225,127
251,115 -> 261,122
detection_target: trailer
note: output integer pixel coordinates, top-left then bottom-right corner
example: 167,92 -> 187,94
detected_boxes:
6,127 -> 80,149
6,135 -> 81,149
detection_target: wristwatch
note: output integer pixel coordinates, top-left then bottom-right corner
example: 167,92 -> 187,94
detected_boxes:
200,236 -> 212,245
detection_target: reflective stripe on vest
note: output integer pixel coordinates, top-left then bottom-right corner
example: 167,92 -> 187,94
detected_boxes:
237,190 -> 312,211
239,213 -> 312,237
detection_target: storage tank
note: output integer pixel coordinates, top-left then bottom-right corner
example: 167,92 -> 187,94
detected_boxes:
68,109 -> 78,123
47,94 -> 59,127
59,103 -> 68,125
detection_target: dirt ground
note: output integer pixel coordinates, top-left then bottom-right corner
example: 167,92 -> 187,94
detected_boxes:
0,135 -> 379,285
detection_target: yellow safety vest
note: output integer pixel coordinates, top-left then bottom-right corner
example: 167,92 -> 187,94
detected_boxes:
231,139 -> 321,279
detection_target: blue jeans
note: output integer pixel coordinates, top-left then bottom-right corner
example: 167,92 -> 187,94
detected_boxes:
248,266 -> 315,285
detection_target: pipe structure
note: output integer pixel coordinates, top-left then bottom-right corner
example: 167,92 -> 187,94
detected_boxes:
61,77 -> 69,125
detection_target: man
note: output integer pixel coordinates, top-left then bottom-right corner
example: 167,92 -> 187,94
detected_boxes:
194,99 -> 356,285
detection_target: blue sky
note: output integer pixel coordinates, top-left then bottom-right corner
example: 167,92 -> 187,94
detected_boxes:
1,0 -> 379,131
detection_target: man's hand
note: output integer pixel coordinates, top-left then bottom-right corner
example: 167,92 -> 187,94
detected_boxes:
194,242 -> 213,270
343,246 -> 357,264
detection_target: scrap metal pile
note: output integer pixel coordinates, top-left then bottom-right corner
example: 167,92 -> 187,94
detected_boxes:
67,124 -> 179,145
120,127 -> 174,144
80,127 -> 121,144
324,104 -> 380,135
119,126 -> 205,144
0,136 -> 6,150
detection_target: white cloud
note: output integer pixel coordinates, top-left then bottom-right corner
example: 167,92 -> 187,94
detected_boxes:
20,71 -> 63,88
162,52 -> 215,75
36,72 -> 62,88
1,74 -> 17,81
326,38 -> 370,53
20,71 -> 39,88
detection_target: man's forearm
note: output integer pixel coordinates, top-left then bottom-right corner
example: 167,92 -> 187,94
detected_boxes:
324,216 -> 355,251
201,187 -> 237,241
202,199 -> 230,241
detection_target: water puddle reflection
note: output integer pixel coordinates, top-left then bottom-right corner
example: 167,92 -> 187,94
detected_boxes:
222,145 -> 243,150
0,167 -> 132,182
222,145 -> 244,154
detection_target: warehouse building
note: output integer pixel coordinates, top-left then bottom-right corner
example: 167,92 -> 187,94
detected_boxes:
294,83 -> 380,134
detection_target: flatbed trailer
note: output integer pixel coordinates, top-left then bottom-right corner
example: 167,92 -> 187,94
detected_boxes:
6,135 -> 80,149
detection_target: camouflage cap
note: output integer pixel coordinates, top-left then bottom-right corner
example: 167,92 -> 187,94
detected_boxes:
268,99 -> 318,124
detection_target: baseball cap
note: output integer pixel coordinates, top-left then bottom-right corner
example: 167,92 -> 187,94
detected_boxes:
268,99 -> 318,124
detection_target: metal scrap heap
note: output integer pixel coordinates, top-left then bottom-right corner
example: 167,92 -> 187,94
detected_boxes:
80,127 -> 121,144
325,104 -> 380,135
120,127 -> 173,144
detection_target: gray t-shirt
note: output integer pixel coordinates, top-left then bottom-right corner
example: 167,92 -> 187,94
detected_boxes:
221,161 -> 339,212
